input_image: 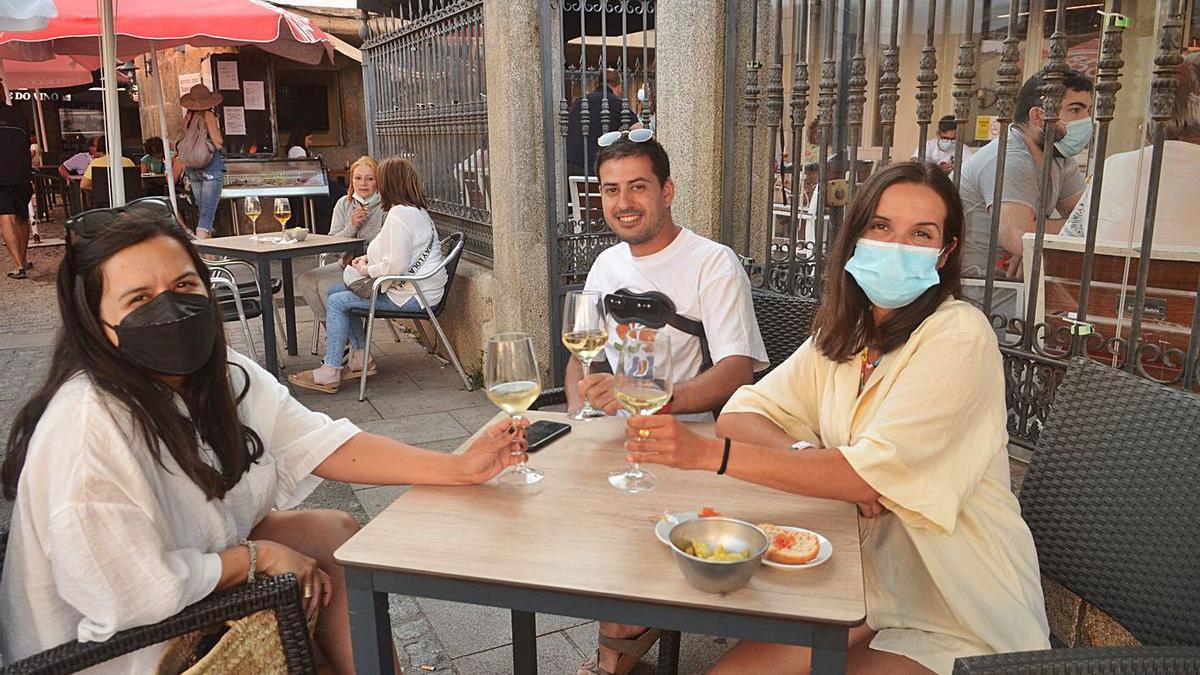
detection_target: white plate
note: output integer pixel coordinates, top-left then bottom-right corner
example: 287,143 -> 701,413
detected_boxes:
761,526 -> 833,569
654,511 -> 698,546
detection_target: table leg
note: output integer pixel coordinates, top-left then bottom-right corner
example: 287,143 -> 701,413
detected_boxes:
511,609 -> 538,675
346,568 -> 396,675
809,624 -> 849,675
281,258 -> 298,355
256,261 -> 279,376
657,629 -> 681,675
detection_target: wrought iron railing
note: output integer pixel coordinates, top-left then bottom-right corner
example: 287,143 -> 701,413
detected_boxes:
361,0 -> 493,263
736,0 -> 1198,449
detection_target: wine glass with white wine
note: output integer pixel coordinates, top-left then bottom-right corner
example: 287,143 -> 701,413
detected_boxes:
484,333 -> 545,487
273,198 -> 292,234
244,196 -> 261,241
609,330 -> 672,492
561,290 -> 608,420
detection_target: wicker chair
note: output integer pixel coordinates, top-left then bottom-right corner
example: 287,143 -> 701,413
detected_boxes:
0,530 -> 318,674
953,358 -> 1200,674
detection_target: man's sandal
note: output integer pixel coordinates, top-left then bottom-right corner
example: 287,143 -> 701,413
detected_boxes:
6,269 -> 27,279
577,628 -> 661,675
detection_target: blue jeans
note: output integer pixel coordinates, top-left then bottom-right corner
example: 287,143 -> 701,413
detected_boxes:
323,282 -> 421,368
186,151 -> 225,233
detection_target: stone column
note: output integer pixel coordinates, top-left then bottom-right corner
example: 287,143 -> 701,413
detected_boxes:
481,0 -> 557,381
657,0 -> 777,264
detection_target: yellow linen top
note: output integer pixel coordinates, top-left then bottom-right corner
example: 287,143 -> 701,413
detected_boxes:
723,299 -> 1049,674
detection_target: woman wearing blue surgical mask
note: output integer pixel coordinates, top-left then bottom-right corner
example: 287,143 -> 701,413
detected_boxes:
0,200 -> 526,673
623,162 -> 1049,674
296,155 -> 385,330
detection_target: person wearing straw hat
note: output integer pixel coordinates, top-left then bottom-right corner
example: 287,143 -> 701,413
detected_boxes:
177,84 -> 225,238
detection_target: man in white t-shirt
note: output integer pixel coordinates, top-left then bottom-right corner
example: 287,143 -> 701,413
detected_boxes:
568,130 -> 769,675
912,114 -> 974,173
567,134 -> 768,421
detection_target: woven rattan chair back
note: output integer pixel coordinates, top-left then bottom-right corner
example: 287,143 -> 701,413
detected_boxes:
751,290 -> 820,377
1020,358 -> 1200,647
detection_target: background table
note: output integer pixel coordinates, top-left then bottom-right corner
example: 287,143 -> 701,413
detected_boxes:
194,234 -> 364,376
336,412 -> 865,674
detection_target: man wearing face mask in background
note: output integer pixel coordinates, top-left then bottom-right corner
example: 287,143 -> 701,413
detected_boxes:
958,67 -> 1094,322
912,114 -> 973,173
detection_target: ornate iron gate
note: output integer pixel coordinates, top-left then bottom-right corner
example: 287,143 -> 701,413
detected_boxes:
730,0 -> 1198,448
361,0 -> 493,262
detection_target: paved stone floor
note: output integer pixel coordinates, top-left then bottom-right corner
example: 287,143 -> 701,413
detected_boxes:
0,234 -> 731,674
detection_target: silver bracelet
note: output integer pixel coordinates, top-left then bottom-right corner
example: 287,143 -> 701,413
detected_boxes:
240,539 -> 257,584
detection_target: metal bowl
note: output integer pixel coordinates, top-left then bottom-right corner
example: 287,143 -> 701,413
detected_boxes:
288,227 -> 308,241
667,518 -> 768,594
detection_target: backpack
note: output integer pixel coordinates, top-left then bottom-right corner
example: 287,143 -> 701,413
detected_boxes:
176,112 -> 215,169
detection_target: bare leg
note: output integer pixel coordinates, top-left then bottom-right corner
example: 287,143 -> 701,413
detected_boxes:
844,637 -> 935,675
1,214 -> 29,271
249,508 -> 401,675
708,624 -> 876,675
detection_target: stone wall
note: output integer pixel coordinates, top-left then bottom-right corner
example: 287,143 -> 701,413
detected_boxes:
396,259 -> 495,386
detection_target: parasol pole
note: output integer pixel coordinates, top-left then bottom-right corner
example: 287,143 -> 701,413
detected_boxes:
149,49 -> 179,220
98,0 -> 124,205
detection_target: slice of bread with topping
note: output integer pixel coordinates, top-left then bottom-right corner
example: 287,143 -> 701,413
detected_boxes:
757,523 -> 820,565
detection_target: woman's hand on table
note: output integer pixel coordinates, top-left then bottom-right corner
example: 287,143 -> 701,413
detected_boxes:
255,540 -> 332,621
624,415 -> 719,471
460,417 -> 529,483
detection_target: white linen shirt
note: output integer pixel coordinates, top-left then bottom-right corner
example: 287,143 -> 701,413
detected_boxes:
366,205 -> 447,309
0,349 -> 361,673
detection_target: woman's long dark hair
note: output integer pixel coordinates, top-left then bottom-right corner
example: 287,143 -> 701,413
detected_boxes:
286,127 -> 311,154
812,161 -> 965,362
2,212 -> 264,500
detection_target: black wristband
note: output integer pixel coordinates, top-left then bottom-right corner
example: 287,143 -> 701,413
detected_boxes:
717,437 -> 731,475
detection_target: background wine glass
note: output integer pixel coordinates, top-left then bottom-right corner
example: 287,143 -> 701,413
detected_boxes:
484,333 -> 545,487
609,330 -> 673,493
273,198 -> 292,232
244,196 -> 261,241
561,290 -> 607,420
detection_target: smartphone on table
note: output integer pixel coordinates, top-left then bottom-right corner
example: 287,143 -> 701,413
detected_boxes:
525,420 -> 571,453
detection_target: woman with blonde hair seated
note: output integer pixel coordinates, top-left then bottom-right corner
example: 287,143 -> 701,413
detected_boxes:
622,162 -> 1049,674
296,155 -> 386,335
289,158 -> 447,393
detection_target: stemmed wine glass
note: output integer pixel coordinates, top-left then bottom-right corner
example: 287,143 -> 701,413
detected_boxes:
609,330 -> 672,493
244,196 -> 261,241
274,198 -> 292,233
484,333 -> 545,487
561,290 -> 608,420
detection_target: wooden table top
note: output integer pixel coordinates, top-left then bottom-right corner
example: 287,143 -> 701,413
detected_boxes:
336,411 -> 866,626
194,233 -> 363,256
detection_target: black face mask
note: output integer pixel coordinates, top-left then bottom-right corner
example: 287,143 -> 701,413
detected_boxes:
105,291 -> 216,375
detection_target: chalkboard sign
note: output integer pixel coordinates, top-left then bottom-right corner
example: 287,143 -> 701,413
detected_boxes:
208,53 -> 275,157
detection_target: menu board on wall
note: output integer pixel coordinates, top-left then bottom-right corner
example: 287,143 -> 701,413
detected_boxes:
208,53 -> 273,156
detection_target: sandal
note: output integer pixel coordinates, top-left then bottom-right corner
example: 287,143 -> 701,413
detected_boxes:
287,368 -> 341,394
340,362 -> 378,381
577,628 -> 661,675
6,269 -> 27,279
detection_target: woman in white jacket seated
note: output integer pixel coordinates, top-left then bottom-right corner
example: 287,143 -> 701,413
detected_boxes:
289,158 -> 447,393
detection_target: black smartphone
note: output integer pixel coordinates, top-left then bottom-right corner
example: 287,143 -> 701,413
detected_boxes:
525,420 -> 571,453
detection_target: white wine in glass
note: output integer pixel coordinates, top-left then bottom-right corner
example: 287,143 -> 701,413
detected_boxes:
609,331 -> 672,493
484,332 -> 545,487
244,196 -> 261,241
274,198 -> 292,230
561,290 -> 607,419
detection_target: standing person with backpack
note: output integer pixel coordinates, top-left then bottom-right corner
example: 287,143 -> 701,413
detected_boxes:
177,84 -> 225,238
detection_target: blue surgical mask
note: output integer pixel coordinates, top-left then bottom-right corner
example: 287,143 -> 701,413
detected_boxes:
936,138 -> 954,152
1054,117 -> 1093,157
353,192 -> 381,207
844,239 -> 943,309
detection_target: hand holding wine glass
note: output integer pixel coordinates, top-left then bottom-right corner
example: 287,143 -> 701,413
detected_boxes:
484,333 -> 545,487
609,330 -> 672,492
562,290 -> 608,420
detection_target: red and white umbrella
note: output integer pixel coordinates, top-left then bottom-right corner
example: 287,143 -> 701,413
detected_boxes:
0,0 -> 333,65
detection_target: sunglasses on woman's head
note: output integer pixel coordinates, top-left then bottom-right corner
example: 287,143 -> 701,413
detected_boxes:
597,127 -> 654,148
65,197 -> 177,240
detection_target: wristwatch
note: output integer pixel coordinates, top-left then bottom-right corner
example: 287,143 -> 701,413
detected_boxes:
790,440 -> 814,451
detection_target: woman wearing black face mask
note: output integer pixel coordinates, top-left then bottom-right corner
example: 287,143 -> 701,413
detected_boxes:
0,198 -> 528,674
